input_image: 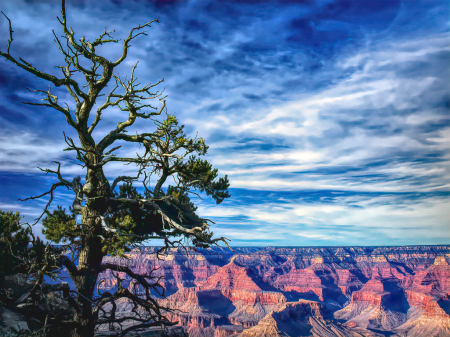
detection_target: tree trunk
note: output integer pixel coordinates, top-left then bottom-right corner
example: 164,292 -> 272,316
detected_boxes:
72,155 -> 110,336
73,232 -> 103,337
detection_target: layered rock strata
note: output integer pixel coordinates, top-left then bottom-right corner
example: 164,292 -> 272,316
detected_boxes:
96,245 -> 450,336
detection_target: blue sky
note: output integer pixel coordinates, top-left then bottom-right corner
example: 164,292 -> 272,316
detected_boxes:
0,0 -> 449,246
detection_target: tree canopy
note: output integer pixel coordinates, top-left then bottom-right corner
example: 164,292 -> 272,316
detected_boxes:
0,0 -> 231,336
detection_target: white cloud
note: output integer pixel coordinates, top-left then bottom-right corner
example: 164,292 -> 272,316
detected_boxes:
0,0 -> 448,246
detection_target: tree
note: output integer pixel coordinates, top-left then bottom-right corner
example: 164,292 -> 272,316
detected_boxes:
0,210 -> 65,336
0,1 -> 231,336
0,211 -> 29,282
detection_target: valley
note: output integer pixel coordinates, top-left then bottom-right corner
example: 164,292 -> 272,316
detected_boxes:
97,246 -> 450,336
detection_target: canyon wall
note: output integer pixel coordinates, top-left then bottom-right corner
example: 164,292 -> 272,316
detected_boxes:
97,245 -> 450,336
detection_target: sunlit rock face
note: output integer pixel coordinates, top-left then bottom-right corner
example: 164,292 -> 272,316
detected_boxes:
97,245 -> 450,336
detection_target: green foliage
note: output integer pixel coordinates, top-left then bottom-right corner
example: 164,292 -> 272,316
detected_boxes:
93,113 -> 231,255
42,206 -> 78,244
176,156 -> 230,204
149,114 -> 209,157
0,210 -> 30,278
101,214 -> 137,257
104,184 -> 157,255
25,236 -> 62,282
1,209 -> 62,285
157,115 -> 230,204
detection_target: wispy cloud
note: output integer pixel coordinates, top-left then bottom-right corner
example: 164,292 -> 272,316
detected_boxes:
0,0 -> 448,246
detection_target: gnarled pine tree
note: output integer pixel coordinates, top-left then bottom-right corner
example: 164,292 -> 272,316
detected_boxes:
0,1 -> 230,336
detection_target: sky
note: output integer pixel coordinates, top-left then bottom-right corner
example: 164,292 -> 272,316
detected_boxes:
0,0 -> 449,247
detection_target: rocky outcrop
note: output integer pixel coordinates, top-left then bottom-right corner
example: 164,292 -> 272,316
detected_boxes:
405,290 -> 450,319
392,306 -> 450,337
214,325 -> 244,337
335,269 -> 363,297
274,268 -> 325,300
239,301 -> 363,337
238,314 -> 280,337
334,276 -> 411,331
204,259 -> 262,292
95,245 -> 450,336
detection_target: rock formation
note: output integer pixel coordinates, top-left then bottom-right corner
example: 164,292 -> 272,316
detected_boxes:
97,245 -> 450,336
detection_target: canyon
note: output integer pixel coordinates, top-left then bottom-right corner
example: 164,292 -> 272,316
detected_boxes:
97,246 -> 450,336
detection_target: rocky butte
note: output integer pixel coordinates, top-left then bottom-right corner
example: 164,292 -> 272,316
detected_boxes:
97,245 -> 450,336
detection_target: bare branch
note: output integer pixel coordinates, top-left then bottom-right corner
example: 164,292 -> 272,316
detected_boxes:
113,19 -> 159,67
91,28 -> 118,47
0,12 -> 87,100
1,11 -> 13,55
58,0 -> 110,67
18,162 -> 75,224
119,320 -> 176,337
58,255 -> 80,277
110,174 -> 140,192
23,87 -> 77,128
94,263 -> 171,332
63,133 -> 98,168
110,197 -> 209,236
100,263 -> 163,292
98,216 -> 135,238
88,82 -> 120,134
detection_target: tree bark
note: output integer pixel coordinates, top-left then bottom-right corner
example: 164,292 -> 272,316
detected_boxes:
72,140 -> 110,336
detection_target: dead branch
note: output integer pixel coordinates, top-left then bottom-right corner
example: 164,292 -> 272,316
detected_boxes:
113,19 -> 160,67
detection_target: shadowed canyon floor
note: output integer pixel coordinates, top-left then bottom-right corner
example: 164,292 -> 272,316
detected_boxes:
96,246 -> 450,336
